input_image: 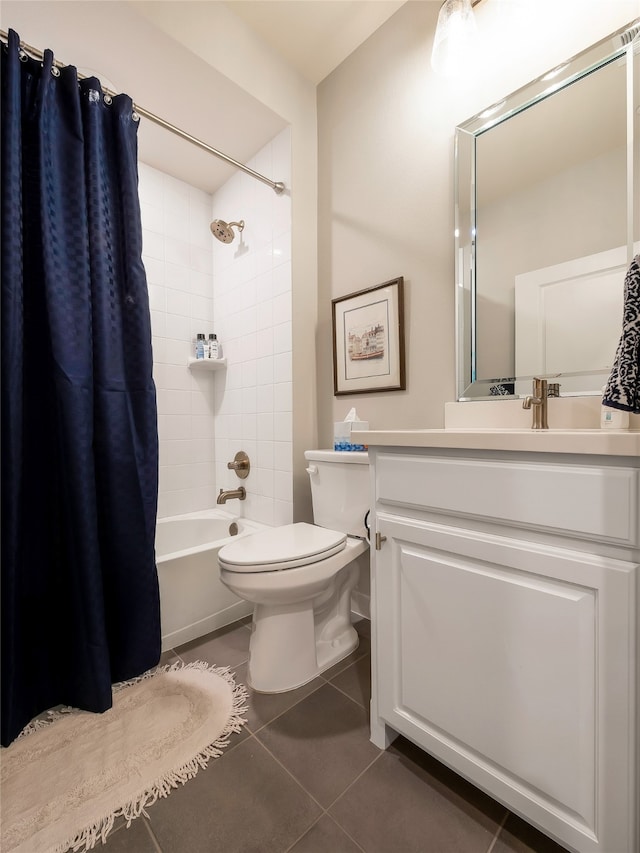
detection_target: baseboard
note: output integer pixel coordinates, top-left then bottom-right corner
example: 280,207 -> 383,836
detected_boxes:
351,590 -> 370,621
161,599 -> 253,652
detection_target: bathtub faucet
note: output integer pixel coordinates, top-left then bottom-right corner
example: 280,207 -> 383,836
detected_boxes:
217,486 -> 246,504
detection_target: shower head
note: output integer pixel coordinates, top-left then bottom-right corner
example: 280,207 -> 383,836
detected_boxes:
210,219 -> 245,243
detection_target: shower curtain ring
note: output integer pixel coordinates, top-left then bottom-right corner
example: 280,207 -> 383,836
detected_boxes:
51,66 -> 60,77
103,94 -> 112,106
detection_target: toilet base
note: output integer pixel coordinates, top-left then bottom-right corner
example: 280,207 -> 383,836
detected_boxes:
220,538 -> 368,694
246,559 -> 361,693
248,610 -> 359,694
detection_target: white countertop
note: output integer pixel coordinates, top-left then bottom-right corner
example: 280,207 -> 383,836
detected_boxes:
352,428 -> 640,456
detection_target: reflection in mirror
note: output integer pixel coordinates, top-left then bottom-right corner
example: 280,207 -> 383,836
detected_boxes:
455,20 -> 640,400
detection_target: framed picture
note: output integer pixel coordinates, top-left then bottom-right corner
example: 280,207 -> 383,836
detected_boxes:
332,277 -> 405,395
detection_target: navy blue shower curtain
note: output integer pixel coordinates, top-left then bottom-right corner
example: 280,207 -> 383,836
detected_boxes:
1,30 -> 161,746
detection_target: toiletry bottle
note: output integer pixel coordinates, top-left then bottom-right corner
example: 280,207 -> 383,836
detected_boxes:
601,406 -> 629,429
601,387 -> 630,429
195,333 -> 206,359
208,333 -> 219,359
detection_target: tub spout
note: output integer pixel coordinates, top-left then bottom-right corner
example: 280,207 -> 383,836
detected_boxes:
217,486 -> 246,504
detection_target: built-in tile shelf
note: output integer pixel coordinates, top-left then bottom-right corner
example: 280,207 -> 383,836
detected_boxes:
187,358 -> 227,371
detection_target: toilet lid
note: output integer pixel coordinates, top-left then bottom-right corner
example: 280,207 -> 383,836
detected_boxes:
218,522 -> 347,572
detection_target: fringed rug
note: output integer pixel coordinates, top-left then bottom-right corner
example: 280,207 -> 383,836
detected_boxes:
0,661 -> 249,853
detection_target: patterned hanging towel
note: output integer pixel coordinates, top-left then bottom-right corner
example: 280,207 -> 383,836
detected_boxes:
602,254 -> 640,414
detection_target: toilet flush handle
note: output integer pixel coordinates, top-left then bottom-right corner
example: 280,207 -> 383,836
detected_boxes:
305,464 -> 318,475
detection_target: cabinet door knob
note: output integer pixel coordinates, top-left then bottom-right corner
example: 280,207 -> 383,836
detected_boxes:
375,531 -> 387,550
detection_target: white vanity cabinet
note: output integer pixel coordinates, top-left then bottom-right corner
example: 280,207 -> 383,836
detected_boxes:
367,445 -> 639,853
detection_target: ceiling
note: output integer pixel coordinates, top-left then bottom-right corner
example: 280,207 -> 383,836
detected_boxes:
131,0 -> 408,193
223,1 -> 407,85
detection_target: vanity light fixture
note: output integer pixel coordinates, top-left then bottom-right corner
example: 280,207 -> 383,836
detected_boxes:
431,0 -> 483,78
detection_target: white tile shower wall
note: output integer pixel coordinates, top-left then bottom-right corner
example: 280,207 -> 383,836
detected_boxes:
139,163 -> 217,519
211,128 -> 293,527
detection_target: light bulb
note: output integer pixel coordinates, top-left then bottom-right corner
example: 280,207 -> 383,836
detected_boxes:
431,0 -> 478,79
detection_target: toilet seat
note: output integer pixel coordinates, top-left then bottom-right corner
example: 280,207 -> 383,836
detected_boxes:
218,522 -> 346,573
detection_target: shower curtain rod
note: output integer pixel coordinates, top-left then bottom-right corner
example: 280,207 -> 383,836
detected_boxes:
0,29 -> 286,195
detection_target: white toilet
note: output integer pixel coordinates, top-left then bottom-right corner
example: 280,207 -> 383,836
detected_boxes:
218,450 -> 369,693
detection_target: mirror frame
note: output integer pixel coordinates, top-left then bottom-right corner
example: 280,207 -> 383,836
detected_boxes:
454,19 -> 640,401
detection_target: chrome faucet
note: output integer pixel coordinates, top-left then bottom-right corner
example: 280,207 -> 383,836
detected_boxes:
522,377 -> 549,429
217,486 -> 246,504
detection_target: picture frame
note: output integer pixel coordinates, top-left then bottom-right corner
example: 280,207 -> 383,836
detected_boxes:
332,277 -> 405,396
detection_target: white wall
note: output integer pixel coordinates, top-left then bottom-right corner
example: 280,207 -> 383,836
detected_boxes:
317,0 -> 640,446
139,165 -> 217,518
211,129 -> 294,526
132,1 -> 318,522
140,128 -> 293,524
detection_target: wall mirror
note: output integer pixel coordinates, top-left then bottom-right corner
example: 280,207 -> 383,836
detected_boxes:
455,20 -> 640,401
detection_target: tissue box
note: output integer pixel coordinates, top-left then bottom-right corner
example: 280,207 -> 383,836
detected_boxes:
334,420 -> 369,451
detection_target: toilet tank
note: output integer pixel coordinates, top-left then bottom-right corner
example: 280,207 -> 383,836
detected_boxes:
304,450 -> 369,537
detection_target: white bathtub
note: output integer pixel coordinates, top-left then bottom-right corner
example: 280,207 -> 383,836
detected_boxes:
155,509 -> 267,652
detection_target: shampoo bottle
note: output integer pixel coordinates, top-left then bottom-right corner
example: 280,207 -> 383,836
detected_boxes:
195,333 -> 206,359
208,333 -> 219,359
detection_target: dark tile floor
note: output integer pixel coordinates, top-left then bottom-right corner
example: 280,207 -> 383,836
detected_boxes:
102,617 -> 569,853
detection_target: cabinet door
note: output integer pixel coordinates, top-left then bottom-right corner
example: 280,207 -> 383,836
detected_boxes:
372,515 -> 637,853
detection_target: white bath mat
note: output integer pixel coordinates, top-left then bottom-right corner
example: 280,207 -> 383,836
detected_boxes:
0,661 -> 249,853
